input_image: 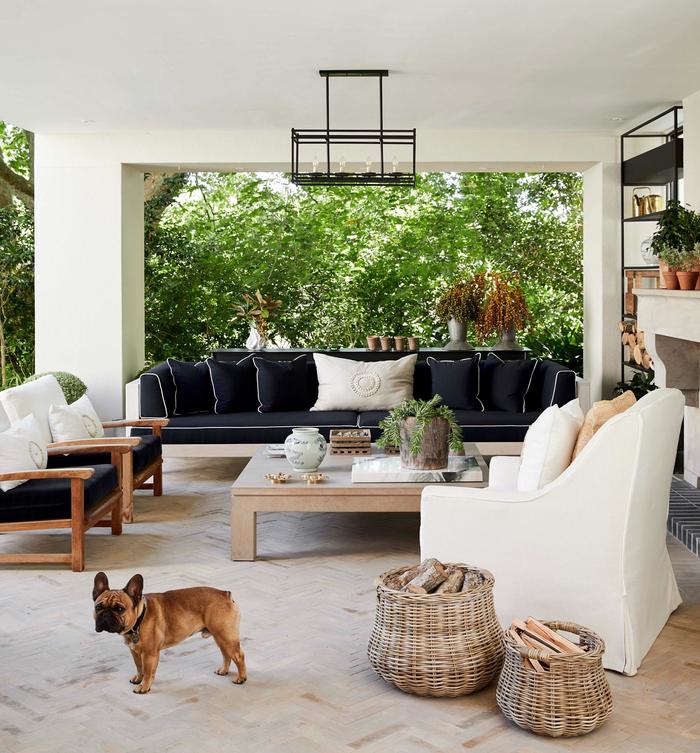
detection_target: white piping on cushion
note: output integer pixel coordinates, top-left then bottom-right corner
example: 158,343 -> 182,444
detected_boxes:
253,354 -> 307,414
138,372 -> 168,419
207,354 -> 254,415
549,368 -> 577,407
426,353 -> 484,411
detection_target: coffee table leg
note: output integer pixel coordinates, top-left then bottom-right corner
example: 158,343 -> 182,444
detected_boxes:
231,497 -> 257,560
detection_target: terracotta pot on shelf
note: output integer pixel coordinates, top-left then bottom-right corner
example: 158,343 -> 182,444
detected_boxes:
394,336 -> 406,352
407,336 -> 420,351
379,336 -> 393,352
676,271 -> 699,291
366,336 -> 380,351
661,271 -> 679,290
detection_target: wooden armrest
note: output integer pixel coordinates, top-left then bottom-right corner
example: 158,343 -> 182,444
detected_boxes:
49,437 -> 141,449
47,443 -> 135,456
102,418 -> 169,429
0,467 -> 94,482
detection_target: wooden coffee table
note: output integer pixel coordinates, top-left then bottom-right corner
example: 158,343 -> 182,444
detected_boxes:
230,443 -> 492,560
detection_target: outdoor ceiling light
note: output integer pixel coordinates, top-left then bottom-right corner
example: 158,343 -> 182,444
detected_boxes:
291,69 -> 416,187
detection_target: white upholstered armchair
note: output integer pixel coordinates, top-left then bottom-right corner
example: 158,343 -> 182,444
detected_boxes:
420,388 -> 684,675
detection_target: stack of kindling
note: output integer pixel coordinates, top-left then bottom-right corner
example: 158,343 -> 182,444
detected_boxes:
383,558 -> 483,594
508,617 -> 585,672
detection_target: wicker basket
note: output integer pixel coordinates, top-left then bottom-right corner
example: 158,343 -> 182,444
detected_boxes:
496,620 -> 613,737
367,564 -> 504,696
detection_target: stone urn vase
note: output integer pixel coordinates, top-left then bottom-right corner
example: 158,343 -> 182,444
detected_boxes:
399,417 -> 449,470
445,317 -> 474,350
492,324 -> 524,351
284,428 -> 328,472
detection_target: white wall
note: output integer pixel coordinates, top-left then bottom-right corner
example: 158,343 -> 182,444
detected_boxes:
34,128 -> 617,416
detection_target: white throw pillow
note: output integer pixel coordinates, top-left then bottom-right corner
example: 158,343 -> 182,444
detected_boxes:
517,399 -> 584,491
49,394 -> 105,442
0,415 -> 48,492
0,375 -> 67,445
311,353 -> 417,411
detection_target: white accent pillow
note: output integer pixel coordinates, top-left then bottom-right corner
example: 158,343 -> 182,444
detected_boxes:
311,353 -> 417,411
49,394 -> 105,442
0,375 -> 67,445
517,398 -> 584,491
0,415 -> 48,492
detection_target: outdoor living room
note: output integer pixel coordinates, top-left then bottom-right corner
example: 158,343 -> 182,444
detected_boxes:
2,2 -> 700,752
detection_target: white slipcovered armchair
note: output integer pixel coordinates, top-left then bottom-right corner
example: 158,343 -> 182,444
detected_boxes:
420,388 -> 684,675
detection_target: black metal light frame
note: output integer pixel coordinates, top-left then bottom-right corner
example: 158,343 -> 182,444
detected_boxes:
291,70 -> 416,187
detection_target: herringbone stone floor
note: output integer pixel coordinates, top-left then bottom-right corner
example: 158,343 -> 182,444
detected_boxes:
1,457 -> 699,753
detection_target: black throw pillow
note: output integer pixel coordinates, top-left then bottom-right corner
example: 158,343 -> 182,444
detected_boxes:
167,358 -> 215,415
254,355 -> 313,413
427,355 -> 483,411
206,355 -> 258,414
479,354 -> 538,413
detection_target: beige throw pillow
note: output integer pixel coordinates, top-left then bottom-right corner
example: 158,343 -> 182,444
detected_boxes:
311,353 -> 417,411
572,390 -> 636,458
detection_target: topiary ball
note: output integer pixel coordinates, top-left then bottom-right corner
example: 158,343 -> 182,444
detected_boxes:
25,371 -> 88,404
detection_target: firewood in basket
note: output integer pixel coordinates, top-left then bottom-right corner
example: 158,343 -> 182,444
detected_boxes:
511,619 -> 563,654
524,617 -> 584,655
403,559 -> 447,593
460,571 -> 483,591
434,568 -> 465,593
509,628 -> 546,673
384,565 -> 420,590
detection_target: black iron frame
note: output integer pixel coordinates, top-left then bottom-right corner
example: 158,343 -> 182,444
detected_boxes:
291,69 -> 416,187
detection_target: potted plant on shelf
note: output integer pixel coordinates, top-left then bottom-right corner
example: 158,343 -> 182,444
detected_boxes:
476,273 -> 531,350
436,273 -> 487,350
377,394 -> 464,470
650,200 -> 700,289
233,290 -> 282,350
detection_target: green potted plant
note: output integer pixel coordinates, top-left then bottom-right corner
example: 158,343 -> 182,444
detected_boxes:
24,371 -> 87,403
650,200 -> 700,290
233,290 -> 282,350
476,272 -> 532,349
436,273 -> 486,350
377,394 -> 464,470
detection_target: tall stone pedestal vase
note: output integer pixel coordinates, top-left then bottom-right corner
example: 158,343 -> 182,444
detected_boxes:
445,318 -> 474,350
399,417 -> 449,469
492,325 -> 523,351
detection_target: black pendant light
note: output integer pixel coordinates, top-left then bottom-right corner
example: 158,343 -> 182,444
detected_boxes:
291,70 -> 416,187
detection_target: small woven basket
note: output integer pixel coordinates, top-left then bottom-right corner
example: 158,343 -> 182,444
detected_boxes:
496,620 -> 613,737
367,564 -> 504,696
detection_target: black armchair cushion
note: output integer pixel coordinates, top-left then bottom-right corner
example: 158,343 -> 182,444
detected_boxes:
207,355 -> 258,413
253,356 -> 314,412
479,354 -> 538,413
167,358 -> 215,415
48,436 -> 162,477
427,354 -> 483,411
0,464 -> 118,523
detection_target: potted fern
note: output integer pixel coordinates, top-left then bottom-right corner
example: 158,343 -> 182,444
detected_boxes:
377,395 -> 464,470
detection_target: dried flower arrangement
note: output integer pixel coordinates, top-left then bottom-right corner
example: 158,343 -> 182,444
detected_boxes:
476,273 -> 531,341
436,273 -> 487,324
233,290 -> 282,338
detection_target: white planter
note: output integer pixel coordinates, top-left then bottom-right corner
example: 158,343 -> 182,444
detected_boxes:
246,324 -> 267,350
284,428 -> 328,472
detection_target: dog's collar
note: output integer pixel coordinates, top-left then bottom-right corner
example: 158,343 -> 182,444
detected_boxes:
122,597 -> 147,644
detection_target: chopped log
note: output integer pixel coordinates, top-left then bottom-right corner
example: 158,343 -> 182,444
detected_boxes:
633,344 -> 643,365
642,351 -> 653,369
434,568 -> 465,594
618,321 -> 625,332
509,628 -> 546,673
461,571 -> 483,591
637,331 -> 645,348
621,332 -> 628,345
403,558 -> 447,593
525,617 -> 584,655
385,564 -> 421,590
511,619 -> 561,654
627,334 -> 637,349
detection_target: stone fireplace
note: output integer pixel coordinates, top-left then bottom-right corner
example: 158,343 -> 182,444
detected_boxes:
635,288 -> 700,486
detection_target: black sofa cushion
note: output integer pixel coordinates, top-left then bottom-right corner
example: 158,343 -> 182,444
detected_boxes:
0,464 -> 118,523
207,355 -> 258,413
254,356 -> 314,412
479,354 -> 538,413
133,410 -> 357,445
427,355 -> 483,411
167,359 -> 215,415
48,435 -> 163,477
525,359 -> 578,411
139,362 -> 175,418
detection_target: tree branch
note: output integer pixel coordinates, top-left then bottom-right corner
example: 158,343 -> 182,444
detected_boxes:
0,146 -> 33,209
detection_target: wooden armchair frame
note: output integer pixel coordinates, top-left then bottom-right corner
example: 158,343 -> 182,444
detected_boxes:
0,443 -> 133,572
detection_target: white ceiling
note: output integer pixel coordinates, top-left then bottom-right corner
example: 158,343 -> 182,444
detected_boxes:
2,0 -> 700,134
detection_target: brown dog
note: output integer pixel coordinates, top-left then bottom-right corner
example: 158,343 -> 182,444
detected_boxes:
92,572 -> 247,694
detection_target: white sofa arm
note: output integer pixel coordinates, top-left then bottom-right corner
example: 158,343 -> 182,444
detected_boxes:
488,456 -> 521,490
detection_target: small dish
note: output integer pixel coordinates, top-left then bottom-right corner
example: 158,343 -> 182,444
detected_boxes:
265,473 -> 292,484
300,473 -> 326,484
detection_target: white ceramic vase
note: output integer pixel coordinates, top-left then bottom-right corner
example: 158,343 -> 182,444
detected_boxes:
284,428 -> 328,472
246,324 -> 267,350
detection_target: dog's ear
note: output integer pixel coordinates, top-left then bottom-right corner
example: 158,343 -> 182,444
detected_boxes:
124,574 -> 144,607
93,572 -> 110,601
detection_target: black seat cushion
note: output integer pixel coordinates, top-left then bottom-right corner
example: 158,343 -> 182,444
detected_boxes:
167,358 -> 215,415
47,435 -> 162,477
133,411 -> 357,445
427,355 -> 483,411
253,356 -> 314,412
479,354 -> 538,413
0,464 -> 118,523
207,355 -> 258,413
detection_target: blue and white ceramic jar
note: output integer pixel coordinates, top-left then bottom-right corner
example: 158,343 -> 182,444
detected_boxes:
284,427 -> 327,472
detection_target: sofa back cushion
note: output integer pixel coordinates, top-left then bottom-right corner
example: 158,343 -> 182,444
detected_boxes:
479,354 -> 538,413
167,359 -> 215,415
0,415 -> 48,492
206,355 -> 258,414
254,356 -> 314,412
139,362 -> 175,418
0,374 -> 67,444
427,355 -> 483,411
525,359 -> 578,411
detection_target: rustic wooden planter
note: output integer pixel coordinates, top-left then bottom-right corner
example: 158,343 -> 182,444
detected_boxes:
399,417 -> 449,469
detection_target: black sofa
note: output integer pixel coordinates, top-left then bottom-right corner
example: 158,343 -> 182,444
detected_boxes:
134,355 -> 576,447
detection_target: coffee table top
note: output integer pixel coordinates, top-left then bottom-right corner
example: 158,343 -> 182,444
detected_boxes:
232,443 -> 489,495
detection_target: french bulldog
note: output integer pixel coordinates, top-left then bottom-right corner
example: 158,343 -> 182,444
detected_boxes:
92,572 -> 247,694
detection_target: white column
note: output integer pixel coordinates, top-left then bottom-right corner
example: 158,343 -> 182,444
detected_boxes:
34,142 -> 144,419
582,162 -> 620,402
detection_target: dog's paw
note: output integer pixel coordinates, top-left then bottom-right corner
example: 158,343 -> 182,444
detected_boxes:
132,684 -> 151,694
233,676 -> 247,685
130,675 -> 143,685
214,667 -> 229,676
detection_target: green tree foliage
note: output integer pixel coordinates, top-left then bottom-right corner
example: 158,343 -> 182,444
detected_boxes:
145,172 -> 582,370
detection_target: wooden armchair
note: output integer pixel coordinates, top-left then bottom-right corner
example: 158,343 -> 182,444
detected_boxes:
0,443 -> 133,572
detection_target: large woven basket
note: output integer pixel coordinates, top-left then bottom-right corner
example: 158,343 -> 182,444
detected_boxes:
367,564 -> 504,696
496,620 -> 613,737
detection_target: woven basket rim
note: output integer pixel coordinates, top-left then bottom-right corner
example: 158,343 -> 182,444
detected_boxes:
377,563 -> 495,599
503,619 -> 605,662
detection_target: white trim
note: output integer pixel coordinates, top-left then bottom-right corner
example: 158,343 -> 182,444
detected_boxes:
138,372 -> 168,419
206,354 -> 254,415
548,368 -> 577,407
156,423 -> 357,430
522,359 -> 538,413
426,353 -> 484,411
253,354 -> 308,414
166,357 -> 182,415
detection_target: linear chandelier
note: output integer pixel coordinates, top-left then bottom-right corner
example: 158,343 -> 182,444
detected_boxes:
291,69 -> 416,187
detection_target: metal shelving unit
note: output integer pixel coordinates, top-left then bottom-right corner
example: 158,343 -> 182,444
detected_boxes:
620,106 -> 683,380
